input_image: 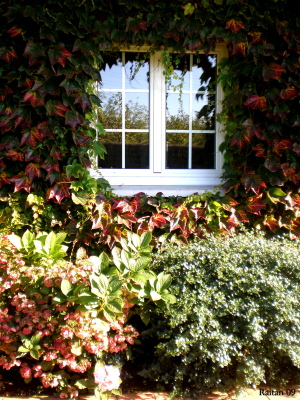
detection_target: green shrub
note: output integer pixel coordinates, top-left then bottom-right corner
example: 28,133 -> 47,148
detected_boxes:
137,231 -> 300,397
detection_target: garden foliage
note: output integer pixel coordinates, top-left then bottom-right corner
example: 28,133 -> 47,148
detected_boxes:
0,0 -> 300,243
0,230 -> 174,398
135,231 -> 300,397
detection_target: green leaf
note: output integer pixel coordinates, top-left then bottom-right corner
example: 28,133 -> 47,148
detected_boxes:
150,290 -> 161,301
140,310 -> 150,325
105,299 -> 123,313
99,252 -> 110,271
157,272 -> 172,292
140,231 -> 152,248
8,234 -> 23,250
61,279 -> 73,296
131,272 -> 148,285
30,349 -> 40,360
161,293 -> 177,304
30,334 -> 41,346
75,379 -> 97,389
268,188 -> 286,197
90,274 -> 108,296
93,141 -> 107,159
22,230 -> 35,248
135,256 -> 151,271
18,346 -> 29,353
71,193 -> 89,205
103,308 -> 116,322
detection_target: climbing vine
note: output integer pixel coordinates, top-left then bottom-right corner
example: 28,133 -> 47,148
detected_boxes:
0,0 -> 300,240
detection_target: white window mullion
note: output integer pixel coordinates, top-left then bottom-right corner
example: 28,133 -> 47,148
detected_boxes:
152,52 -> 164,173
188,54 -> 193,169
122,52 -> 126,169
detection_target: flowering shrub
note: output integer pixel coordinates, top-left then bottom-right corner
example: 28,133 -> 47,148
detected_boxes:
0,230 -> 175,398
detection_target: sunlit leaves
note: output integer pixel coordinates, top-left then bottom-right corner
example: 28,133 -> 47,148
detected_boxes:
225,19 -> 244,33
46,182 -> 71,204
9,173 -> 31,193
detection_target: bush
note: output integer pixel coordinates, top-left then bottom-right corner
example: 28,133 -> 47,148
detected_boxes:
0,230 -> 174,398
136,231 -> 300,397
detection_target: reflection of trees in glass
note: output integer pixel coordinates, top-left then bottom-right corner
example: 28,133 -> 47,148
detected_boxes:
98,93 -> 149,132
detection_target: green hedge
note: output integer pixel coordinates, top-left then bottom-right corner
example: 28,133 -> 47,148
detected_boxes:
134,231 -> 300,397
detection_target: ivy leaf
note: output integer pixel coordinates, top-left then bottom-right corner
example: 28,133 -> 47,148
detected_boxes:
74,92 -> 92,112
48,44 -> 72,67
273,139 -> 293,150
243,173 -> 267,195
245,95 -> 267,110
280,86 -> 298,100
65,111 -> 84,129
149,214 -> 166,228
46,100 -> 69,117
225,19 -> 244,33
5,150 -> 24,161
21,128 -> 43,149
231,130 -> 251,149
46,182 -> 70,204
252,144 -> 266,158
281,162 -> 295,177
25,163 -> 41,181
0,86 -> 13,101
93,141 -> 107,159
32,79 -> 60,97
24,147 -> 40,162
42,159 -> 60,174
242,119 -> 262,139
263,216 -> 278,232
182,3 -> 195,15
247,194 -> 266,215
37,122 -> 55,139
23,41 -> 45,66
22,90 -> 44,107
10,107 -> 31,129
264,157 -> 281,172
262,63 -> 285,81
72,131 -> 91,146
59,77 -> 80,95
0,172 -> 11,188
9,173 -> 31,193
0,46 -> 18,63
7,27 -> 24,37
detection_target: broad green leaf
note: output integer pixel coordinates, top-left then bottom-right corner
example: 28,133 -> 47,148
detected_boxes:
105,300 -> 123,313
140,231 -> 152,248
75,379 -> 97,389
90,274 -> 108,296
109,279 -> 123,293
121,249 -> 130,268
140,310 -> 150,325
131,232 -> 141,248
73,283 -> 88,296
22,230 -> 34,248
157,273 -> 172,292
131,272 -> 148,285
99,252 -> 110,271
135,256 -> 151,271
8,234 -> 23,250
161,293 -> 177,304
30,349 -> 40,360
103,309 -> 116,322
45,231 -> 58,253
93,141 -> 107,159
33,239 -> 43,252
61,279 -> 73,296
71,193 -> 89,205
18,346 -> 29,353
150,290 -> 161,301
30,334 -> 41,346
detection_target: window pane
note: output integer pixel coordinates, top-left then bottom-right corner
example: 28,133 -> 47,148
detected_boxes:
166,133 -> 188,169
192,92 -> 215,130
98,133 -> 122,169
100,53 -> 122,89
125,132 -> 149,169
125,53 -> 149,90
125,92 -> 149,129
99,92 -> 122,129
192,133 -> 215,169
166,93 -> 189,130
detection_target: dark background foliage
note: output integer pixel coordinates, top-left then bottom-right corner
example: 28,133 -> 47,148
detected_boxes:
1,0 -> 300,243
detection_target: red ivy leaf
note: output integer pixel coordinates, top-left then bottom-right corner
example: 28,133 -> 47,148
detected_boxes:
74,92 -> 92,112
0,86 -> 13,101
273,139 -> 293,150
149,214 -> 166,228
21,128 -> 43,148
100,224 -> 122,249
231,130 -> 251,149
280,86 -> 298,100
32,79 -> 60,97
42,158 -> 60,174
262,63 -> 285,81
9,172 -> 31,193
0,172 -> 11,188
23,41 -> 45,66
22,90 -> 44,107
117,212 -> 138,229
50,148 -> 65,160
263,216 -> 278,233
245,95 -> 267,110
10,107 -> 31,129
59,78 -> 80,95
65,111 -> 84,129
242,119 -> 262,139
190,207 -> 206,221
48,44 -> 72,67
7,27 -> 24,37
231,42 -> 247,56
248,31 -> 262,44
46,180 -> 70,204
243,173 -> 267,195
264,157 -> 281,172
281,162 -> 295,177
247,194 -> 266,215
72,131 -> 92,146
37,122 -> 55,139
225,19 -> 244,33
25,163 -> 41,181
0,46 -> 18,63
235,209 -> 250,223
252,144 -> 266,157
5,150 -> 24,161
46,100 -> 69,117
23,147 -> 40,162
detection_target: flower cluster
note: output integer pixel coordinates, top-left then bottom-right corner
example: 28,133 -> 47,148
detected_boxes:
94,365 -> 120,391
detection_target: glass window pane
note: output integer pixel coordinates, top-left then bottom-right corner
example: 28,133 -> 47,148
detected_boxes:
125,92 -> 149,129
125,132 -> 149,169
166,93 -> 189,130
192,92 -> 215,130
125,53 -> 149,90
192,55 -> 217,92
98,133 -> 122,169
99,92 -> 122,129
100,52 -> 122,89
192,133 -> 215,169
167,54 -> 190,91
166,133 -> 188,169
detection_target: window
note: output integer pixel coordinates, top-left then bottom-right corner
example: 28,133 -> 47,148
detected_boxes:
92,45 -> 226,196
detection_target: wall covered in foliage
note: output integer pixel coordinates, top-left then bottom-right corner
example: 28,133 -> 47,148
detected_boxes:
1,0 -> 300,243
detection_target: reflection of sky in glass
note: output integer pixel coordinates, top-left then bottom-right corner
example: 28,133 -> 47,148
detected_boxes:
100,56 -> 122,89
125,93 -> 149,129
125,54 -> 149,90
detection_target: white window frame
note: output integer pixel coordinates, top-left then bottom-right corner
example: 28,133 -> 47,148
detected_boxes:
90,44 -> 227,196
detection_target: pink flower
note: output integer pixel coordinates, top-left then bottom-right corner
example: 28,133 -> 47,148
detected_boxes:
61,327 -> 73,339
94,365 -> 120,391
20,364 -> 32,379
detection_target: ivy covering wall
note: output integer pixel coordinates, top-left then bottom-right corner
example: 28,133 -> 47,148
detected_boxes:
1,0 -> 300,243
